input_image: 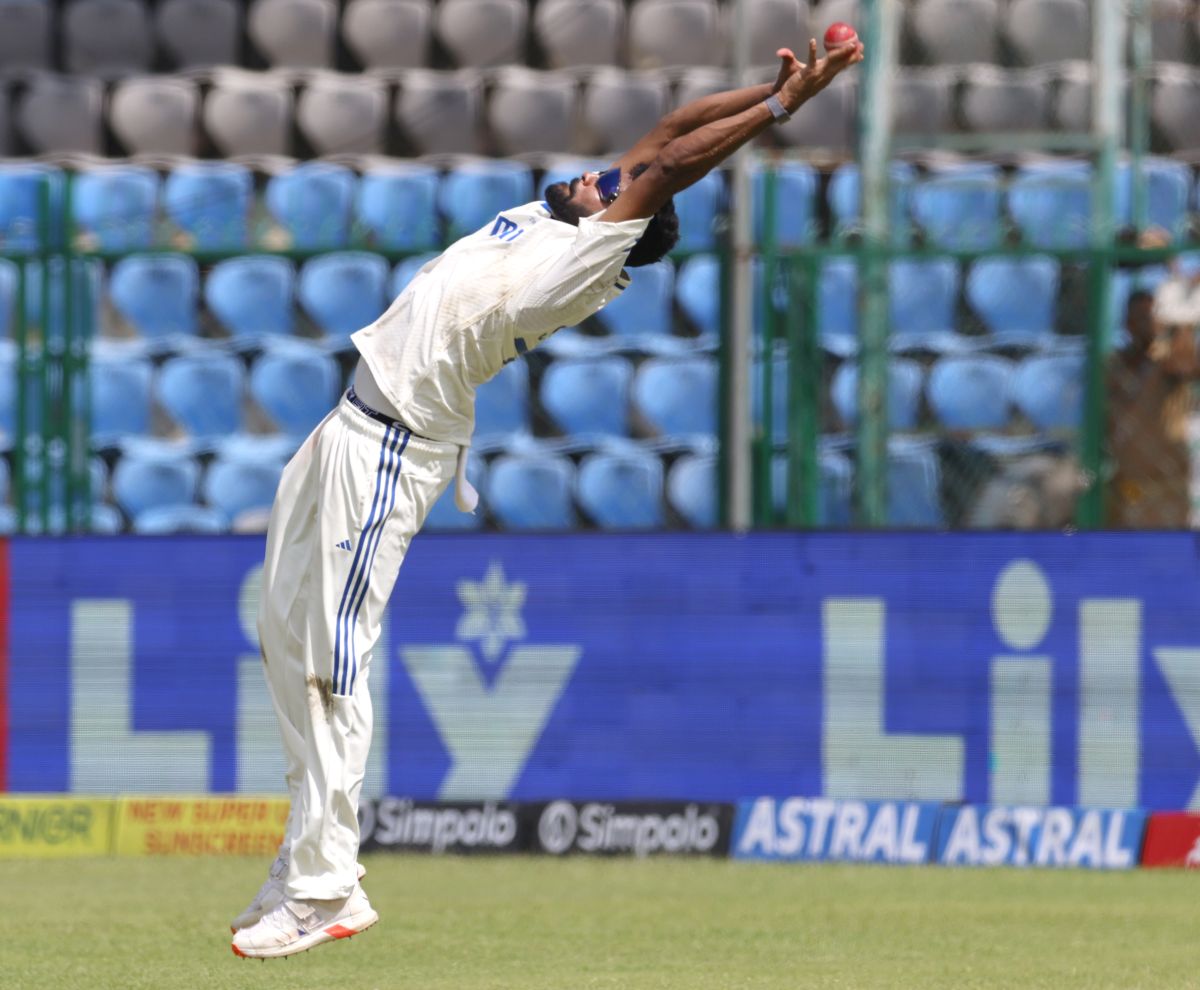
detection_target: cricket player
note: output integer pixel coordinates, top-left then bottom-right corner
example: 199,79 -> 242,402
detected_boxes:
231,37 -> 864,959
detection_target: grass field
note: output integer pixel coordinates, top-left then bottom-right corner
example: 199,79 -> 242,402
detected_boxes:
1,855 -> 1196,990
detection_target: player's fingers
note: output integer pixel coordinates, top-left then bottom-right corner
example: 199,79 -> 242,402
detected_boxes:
776,47 -> 795,61
807,38 -> 817,66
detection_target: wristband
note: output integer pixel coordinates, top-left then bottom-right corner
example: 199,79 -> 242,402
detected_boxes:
765,93 -> 791,123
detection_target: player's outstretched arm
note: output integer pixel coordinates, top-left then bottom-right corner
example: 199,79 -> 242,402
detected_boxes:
603,39 -> 864,224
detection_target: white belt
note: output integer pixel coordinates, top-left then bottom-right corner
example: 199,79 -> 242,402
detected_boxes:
453,445 -> 479,514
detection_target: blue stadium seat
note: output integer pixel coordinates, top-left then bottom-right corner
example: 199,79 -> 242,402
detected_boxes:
265,162 -> 357,250
1012,353 -> 1083,430
830,359 -> 924,430
155,350 -> 244,439
91,349 -> 152,445
0,341 -> 15,449
424,454 -> 485,530
926,354 -> 1014,430
112,449 -> 200,517
485,453 -> 576,529
966,256 -> 1060,348
540,356 -> 632,438
827,161 -> 917,243
819,258 -> 859,356
577,450 -> 664,529
889,258 -> 962,352
667,452 -> 716,528
389,252 -> 440,299
673,170 -> 724,253
594,260 -> 675,348
249,340 -> 339,437
108,253 -> 199,347
298,252 -> 389,344
888,439 -> 944,527
203,457 -> 283,519
0,452 -> 9,503
72,165 -> 159,251
0,259 -> 17,339
163,161 -> 253,250
1009,161 -> 1092,249
205,255 -> 296,347
356,163 -> 441,251
438,159 -> 535,240
1116,158 -> 1192,240
911,163 -> 1003,250
474,358 -> 530,449
632,356 -> 717,440
90,502 -> 123,534
821,450 -> 853,526
675,253 -> 720,338
133,504 -> 227,534
213,433 -> 299,466
752,161 -> 818,249
0,163 -> 64,253
89,456 -> 108,503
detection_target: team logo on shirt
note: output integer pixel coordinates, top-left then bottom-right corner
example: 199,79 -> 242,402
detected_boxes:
489,215 -> 525,242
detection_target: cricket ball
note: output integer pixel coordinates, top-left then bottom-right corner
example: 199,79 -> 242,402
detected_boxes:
823,22 -> 859,52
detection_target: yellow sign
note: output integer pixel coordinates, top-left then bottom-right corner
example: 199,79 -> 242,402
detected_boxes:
0,796 -> 116,858
115,796 -> 290,856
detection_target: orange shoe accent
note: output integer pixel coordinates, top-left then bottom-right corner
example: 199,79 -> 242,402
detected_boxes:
324,924 -> 356,939
232,944 -> 247,958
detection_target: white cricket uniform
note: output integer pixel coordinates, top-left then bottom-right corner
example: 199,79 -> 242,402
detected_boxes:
257,201 -> 650,900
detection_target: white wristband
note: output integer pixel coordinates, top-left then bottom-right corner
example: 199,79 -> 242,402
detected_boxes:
765,93 -> 791,123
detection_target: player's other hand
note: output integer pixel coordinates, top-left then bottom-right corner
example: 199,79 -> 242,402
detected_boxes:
779,38 -> 865,113
771,47 -> 803,94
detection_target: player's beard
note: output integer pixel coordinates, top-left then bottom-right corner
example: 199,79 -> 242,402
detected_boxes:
545,179 -> 588,226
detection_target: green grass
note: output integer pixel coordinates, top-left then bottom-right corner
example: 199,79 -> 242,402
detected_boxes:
1,855 -> 1196,990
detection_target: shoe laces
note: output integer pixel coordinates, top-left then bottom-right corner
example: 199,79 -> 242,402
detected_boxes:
267,854 -> 288,881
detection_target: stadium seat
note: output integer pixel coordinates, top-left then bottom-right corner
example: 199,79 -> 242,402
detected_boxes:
394,69 -> 482,156
248,0 -> 336,67
486,453 -> 576,529
205,256 -> 296,347
488,67 -> 577,156
675,254 -> 720,339
112,449 -> 201,518
1008,161 -> 1092,250
888,438 -> 944,527
155,0 -> 240,69
775,73 -> 856,154
163,161 -> 253,250
1151,64 -> 1200,155
91,350 -> 153,445
1005,0 -> 1089,65
830,359 -> 924,430
0,164 -> 63,254
820,449 -> 854,527
672,67 -> 730,108
828,161 -> 916,245
1116,157 -> 1193,240
473,358 -> 530,449
62,0 -> 153,77
108,254 -> 200,347
1148,0 -> 1193,62
203,457 -> 284,519
577,450 -> 664,529
672,170 -> 724,254
889,258 -> 961,353
594,261 -> 676,347
740,0 -> 809,68
540,356 -> 632,438
250,341 -> 339,436
1012,353 -> 1084,431
108,76 -> 200,157
91,502 -> 124,534
910,0 -> 1001,64
534,0 -> 623,68
213,432 -> 299,466
0,342 -> 14,449
265,162 -> 357,250
14,74 -> 104,156
632,356 -> 717,440
960,66 -> 1049,133
752,162 -> 818,250
667,452 -> 716,528
582,68 -> 670,157
817,258 -> 859,355
203,69 -> 293,157
298,252 -> 389,343
356,163 -> 440,252
0,0 -> 51,72
628,0 -> 721,69
134,504 -> 228,534
893,67 -> 957,136
155,351 -> 245,439
390,252 -> 439,298
435,0 -> 528,67
296,73 -> 387,156
343,0 -> 432,70
0,259 -> 15,339
72,166 -> 159,253
966,256 -> 1060,349
926,355 -> 1014,430
424,454 -> 485,529
911,163 -> 1003,252
438,159 -> 535,240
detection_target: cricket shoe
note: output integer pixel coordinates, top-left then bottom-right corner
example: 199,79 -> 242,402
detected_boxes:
231,886 -> 378,959
230,858 -> 367,932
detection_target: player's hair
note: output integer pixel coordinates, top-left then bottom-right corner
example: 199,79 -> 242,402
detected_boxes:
1127,289 -> 1154,312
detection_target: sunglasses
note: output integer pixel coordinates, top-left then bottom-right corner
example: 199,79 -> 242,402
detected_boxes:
595,167 -> 622,205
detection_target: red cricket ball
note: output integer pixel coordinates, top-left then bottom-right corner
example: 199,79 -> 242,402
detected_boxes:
823,22 -> 859,51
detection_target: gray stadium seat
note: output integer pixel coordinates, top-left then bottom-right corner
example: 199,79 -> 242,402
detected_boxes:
534,0 -> 623,69
203,69 -> 293,158
1005,0 -> 1089,66
435,0 -> 528,68
487,67 -> 577,156
0,0 -> 51,72
673,68 -> 732,110
737,0 -> 809,68
155,0 -> 240,70
582,68 -> 669,156
296,72 -> 386,156
394,69 -> 482,155
1052,61 -> 1092,132
63,0 -> 154,77
342,0 -> 432,70
893,67 -> 956,135
775,73 -> 856,153
960,67 -> 1050,133
248,0 -> 337,68
813,0 -> 862,41
1149,0 -> 1192,64
15,75 -> 104,155
0,90 -> 9,158
1151,63 -> 1200,153
910,0 -> 1000,65
109,75 -> 200,157
628,0 -> 721,69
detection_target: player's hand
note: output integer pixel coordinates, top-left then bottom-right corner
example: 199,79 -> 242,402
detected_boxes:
779,38 -> 865,113
771,47 -> 803,94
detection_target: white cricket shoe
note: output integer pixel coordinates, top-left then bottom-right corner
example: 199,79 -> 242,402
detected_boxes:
230,858 -> 367,932
231,885 -> 378,959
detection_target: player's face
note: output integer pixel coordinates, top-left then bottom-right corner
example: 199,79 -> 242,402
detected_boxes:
547,172 -> 608,216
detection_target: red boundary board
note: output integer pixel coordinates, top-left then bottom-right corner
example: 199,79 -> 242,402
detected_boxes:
1140,812 -> 1200,867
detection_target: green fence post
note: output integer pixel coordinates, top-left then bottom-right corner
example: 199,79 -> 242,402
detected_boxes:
785,254 -> 819,527
756,161 -> 779,525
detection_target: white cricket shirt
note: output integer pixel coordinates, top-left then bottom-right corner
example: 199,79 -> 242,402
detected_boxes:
351,200 -> 651,447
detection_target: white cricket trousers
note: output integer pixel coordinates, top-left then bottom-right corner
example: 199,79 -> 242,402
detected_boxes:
257,392 -> 456,901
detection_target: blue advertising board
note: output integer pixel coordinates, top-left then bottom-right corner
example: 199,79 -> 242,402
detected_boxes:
5,534 -> 1200,808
